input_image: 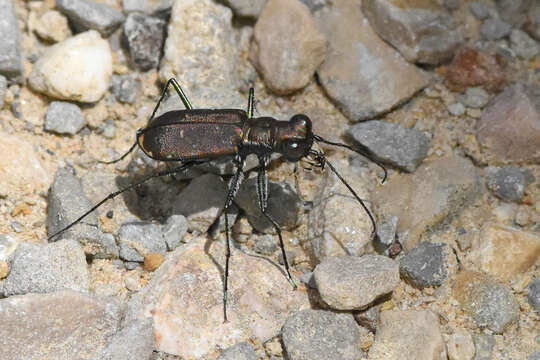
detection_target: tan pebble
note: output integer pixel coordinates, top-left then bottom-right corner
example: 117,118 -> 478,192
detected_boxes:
0,261 -> 9,279
143,253 -> 164,272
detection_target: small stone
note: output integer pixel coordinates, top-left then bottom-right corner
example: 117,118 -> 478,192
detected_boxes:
56,0 -> 125,37
45,101 -> 87,135
480,19 -> 512,41
524,2 -> 540,41
529,351 -> 540,360
250,0 -> 326,94
313,255 -> 399,310
102,119 -> 116,139
399,242 -> 457,288
218,342 -> 257,360
348,120 -> 431,173
462,87 -> 490,109
447,328 -> 475,360
300,0 -> 328,12
0,260 -> 9,279
486,166 -> 525,202
447,102 -> 466,116
123,12 -> 167,71
453,271 -> 519,333
510,29 -> 540,60
111,74 -> 139,104
97,318 -> 154,360
368,310 -> 446,360
527,278 -> 540,312
253,234 -> 278,255
2,239 -> 89,296
235,178 -> 300,233
0,74 -> 6,108
118,221 -> 167,262
443,0 -> 460,10
281,310 -> 363,360
470,2 -> 489,20
278,250 -> 296,266
122,0 -> 172,15
33,10 -> 72,43
143,253 -> 164,271
161,214 -> 188,250
223,0 -> 267,18
472,333 -> 495,360
29,30 -> 113,103
496,0 -> 531,27
0,0 -> 24,82
374,216 -> 398,253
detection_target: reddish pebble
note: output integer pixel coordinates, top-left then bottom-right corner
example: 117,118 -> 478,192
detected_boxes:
143,253 -> 164,272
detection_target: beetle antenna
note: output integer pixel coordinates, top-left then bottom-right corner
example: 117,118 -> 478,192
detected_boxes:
98,141 -> 138,165
313,134 -> 387,183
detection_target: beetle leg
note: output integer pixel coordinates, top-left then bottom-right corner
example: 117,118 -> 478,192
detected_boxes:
222,155 -> 246,322
247,87 -> 255,119
256,156 -> 297,289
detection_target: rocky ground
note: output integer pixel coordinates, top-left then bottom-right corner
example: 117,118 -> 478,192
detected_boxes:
0,0 -> 539,359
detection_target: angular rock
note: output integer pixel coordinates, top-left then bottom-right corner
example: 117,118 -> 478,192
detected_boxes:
125,237 -> 309,359
0,0 -> 24,82
0,291 -> 121,360
235,178 -> 300,233
486,166 -> 526,202
32,10 -> 72,43
472,333 -> 495,360
316,0 -> 429,121
368,310 -> 446,360
362,0 -> 462,65
348,120 -> 431,172
372,155 -> 480,249
47,167 -> 118,258
218,342 -> 257,360
527,278 -> 540,312
480,19 -> 512,41
122,0 -> 172,15
447,328 -> 475,360
253,234 -> 278,255
159,0 -> 244,108
313,255 -> 399,310
56,0 -> 125,37
111,74 -> 139,104
281,310 -> 363,360
442,47 -> 505,93
470,2 -> 489,20
467,223 -> 540,282
0,234 -> 17,261
45,101 -> 87,135
175,173 -> 228,233
452,271 -> 519,333
476,83 -> 540,164
510,29 -> 540,60
97,318 -> 154,360
29,30 -> 113,103
399,242 -> 457,288
2,240 -> 88,296
161,214 -> 188,251
374,216 -> 398,253
118,221 -> 168,262
123,13 -> 167,71
223,0 -> 268,18
250,0 -> 326,94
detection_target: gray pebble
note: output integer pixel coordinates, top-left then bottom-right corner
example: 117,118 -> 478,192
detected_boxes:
486,166 -> 525,202
443,0 -> 460,11
300,271 -> 316,288
527,278 -> 540,313
300,0 -> 328,12
348,120 -> 431,172
470,2 -> 489,20
0,74 -> 7,108
278,250 -> 296,266
480,18 -> 512,40
111,74 -> 139,104
124,261 -> 140,270
529,350 -> 540,360
218,342 -> 257,360
472,333 -> 495,360
447,102 -> 466,116
45,101 -> 87,135
222,0 -> 267,18
123,12 -> 167,71
0,0 -> 24,82
102,119 -> 116,139
56,0 -> 125,37
253,234 -> 278,255
510,29 -> 540,60
374,216 -> 398,253
161,214 -> 188,251
10,221 -> 23,233
122,0 -> 172,15
399,242 -> 455,288
2,239 -> 89,296
118,221 -> 168,262
462,87 -> 490,108
281,310 -> 363,360
313,255 -> 399,310
97,318 -> 154,360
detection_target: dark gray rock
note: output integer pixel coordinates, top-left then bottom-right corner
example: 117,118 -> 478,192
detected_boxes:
443,0 -> 460,10
527,278 -> 540,312
348,120 -> 431,172
399,242 -> 456,288
56,0 -> 125,37
0,74 -> 6,109
45,101 -> 87,135
161,214 -> 188,251
123,13 -> 166,71
218,342 -> 257,360
2,239 -> 88,296
97,318 -> 154,360
47,167 -> 119,258
118,221 -> 168,262
111,74 -> 139,104
470,2 -> 489,20
281,310 -> 363,360
0,291 -> 122,360
313,255 -> 399,310
472,333 -> 495,360
209,203 -> 239,239
253,234 -> 278,255
462,87 -> 490,109
486,166 -> 525,202
235,178 -> 301,233
0,0 -> 24,82
480,18 -> 512,40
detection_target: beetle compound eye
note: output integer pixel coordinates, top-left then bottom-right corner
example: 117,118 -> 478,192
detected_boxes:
288,141 -> 299,149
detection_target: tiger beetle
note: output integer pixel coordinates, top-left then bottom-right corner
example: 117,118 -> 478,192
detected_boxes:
48,78 -> 387,322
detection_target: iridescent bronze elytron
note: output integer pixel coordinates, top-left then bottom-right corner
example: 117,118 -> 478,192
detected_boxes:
48,78 -> 386,322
